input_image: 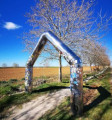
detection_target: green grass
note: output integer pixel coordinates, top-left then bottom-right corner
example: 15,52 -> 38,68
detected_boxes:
0,82 -> 20,96
0,75 -> 68,97
39,97 -> 74,120
0,82 -> 69,117
0,72 -> 85,97
39,68 -> 112,120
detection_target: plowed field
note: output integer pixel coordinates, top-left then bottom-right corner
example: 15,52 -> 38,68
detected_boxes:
0,66 -> 93,81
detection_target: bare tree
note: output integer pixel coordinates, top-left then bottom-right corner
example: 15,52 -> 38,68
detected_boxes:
82,39 -> 110,72
2,63 -> 7,67
23,0 -> 111,80
23,0 -> 94,81
13,63 -> 19,68
44,60 -> 49,67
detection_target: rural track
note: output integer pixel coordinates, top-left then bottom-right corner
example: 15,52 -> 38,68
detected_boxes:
8,88 -> 70,120
5,68 -> 108,120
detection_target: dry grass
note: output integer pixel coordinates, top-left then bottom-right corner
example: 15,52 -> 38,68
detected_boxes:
0,66 -> 95,81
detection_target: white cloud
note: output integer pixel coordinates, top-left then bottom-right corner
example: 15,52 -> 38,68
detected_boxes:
3,22 -> 22,30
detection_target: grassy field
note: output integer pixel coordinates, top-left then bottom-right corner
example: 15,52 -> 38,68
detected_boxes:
0,66 -> 97,81
0,67 -> 110,119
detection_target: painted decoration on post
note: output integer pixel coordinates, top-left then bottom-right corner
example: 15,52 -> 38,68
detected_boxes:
25,66 -> 33,92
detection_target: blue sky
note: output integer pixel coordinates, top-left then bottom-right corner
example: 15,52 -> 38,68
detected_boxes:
0,0 -> 112,67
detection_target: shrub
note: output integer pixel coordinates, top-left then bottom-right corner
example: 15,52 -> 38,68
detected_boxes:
9,79 -> 18,83
11,85 -> 19,91
0,81 -> 8,84
0,86 -> 12,95
21,78 -> 25,80
0,84 -> 19,95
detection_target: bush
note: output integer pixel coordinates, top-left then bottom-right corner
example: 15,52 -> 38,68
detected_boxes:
0,81 -> 8,84
21,78 -> 25,81
11,85 -> 19,91
0,84 -> 19,95
0,86 -> 12,95
9,79 -> 18,83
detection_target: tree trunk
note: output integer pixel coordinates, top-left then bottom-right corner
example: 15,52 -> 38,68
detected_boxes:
59,52 -> 62,82
90,63 -> 92,73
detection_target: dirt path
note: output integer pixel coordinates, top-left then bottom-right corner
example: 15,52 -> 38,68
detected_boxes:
8,88 -> 70,120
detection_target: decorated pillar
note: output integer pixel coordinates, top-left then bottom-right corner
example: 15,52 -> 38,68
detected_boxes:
70,61 -> 83,115
25,65 -> 33,92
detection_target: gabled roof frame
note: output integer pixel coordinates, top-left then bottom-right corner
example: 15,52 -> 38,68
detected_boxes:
25,31 -> 83,115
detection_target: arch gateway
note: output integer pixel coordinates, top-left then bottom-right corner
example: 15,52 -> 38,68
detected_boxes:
25,31 -> 83,115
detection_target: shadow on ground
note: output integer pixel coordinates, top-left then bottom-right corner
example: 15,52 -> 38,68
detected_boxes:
32,86 -> 69,93
83,85 -> 111,112
31,85 -> 111,120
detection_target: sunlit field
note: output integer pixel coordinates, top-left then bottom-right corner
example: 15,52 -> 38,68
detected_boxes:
0,66 -> 97,81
